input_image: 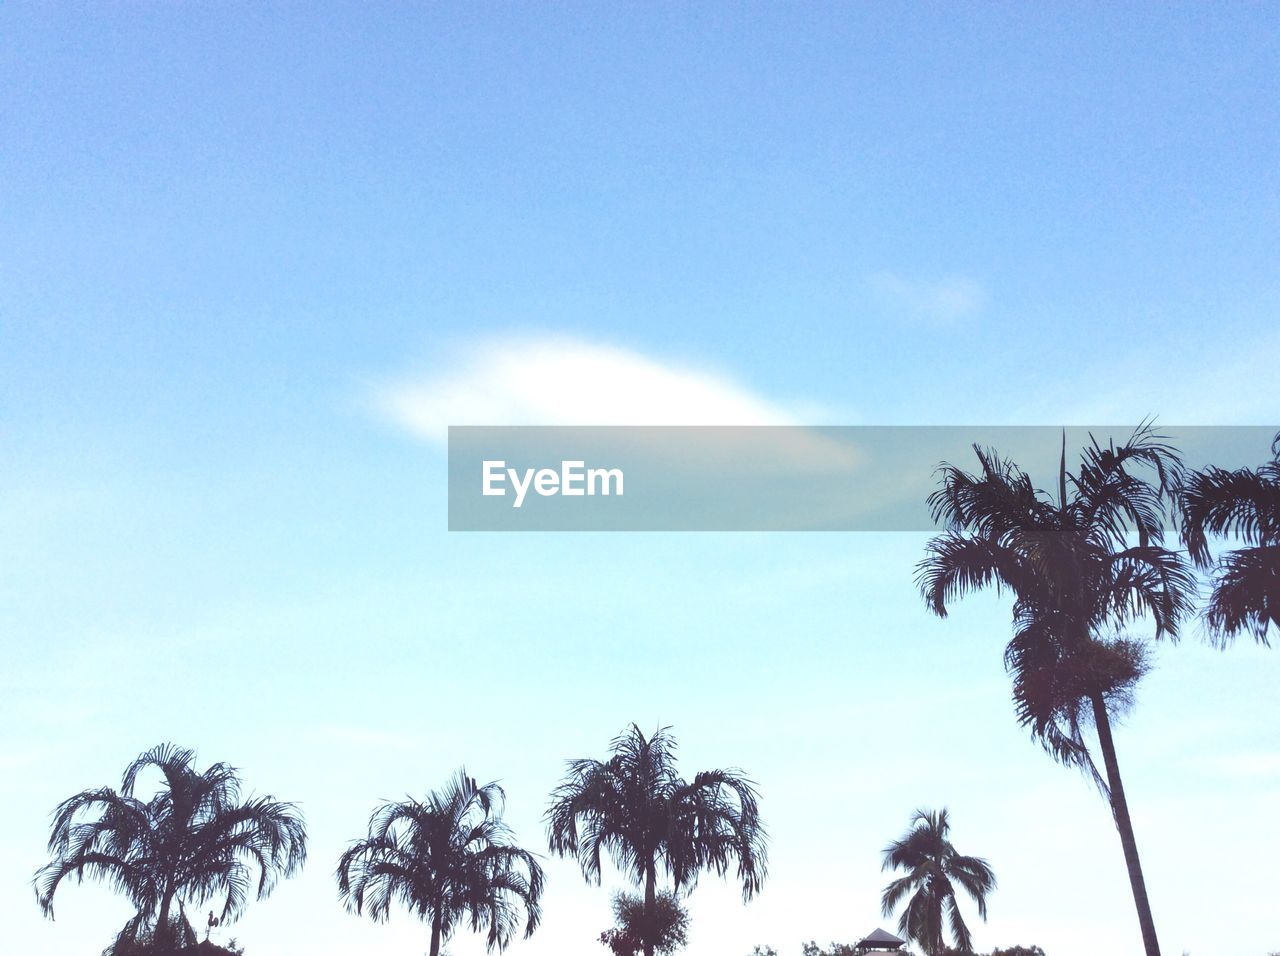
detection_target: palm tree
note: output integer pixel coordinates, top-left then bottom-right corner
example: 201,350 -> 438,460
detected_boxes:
1181,431 -> 1280,644
337,770 -> 544,956
35,743 -> 307,950
881,808 -> 995,956
917,426 -> 1195,956
546,723 -> 767,956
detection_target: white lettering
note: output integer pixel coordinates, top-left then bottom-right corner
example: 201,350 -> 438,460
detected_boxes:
588,467 -> 624,497
509,467 -> 535,509
483,461 -> 623,507
561,460 -> 585,495
482,461 -> 506,496
534,468 -> 560,497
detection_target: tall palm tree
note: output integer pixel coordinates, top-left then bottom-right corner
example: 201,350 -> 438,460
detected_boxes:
1181,431 -> 1280,644
546,724 -> 767,956
35,743 -> 307,949
917,426 -> 1195,956
337,770 -> 544,956
881,808 -> 995,956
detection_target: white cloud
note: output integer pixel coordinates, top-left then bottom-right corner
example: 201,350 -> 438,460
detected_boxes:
373,335 -> 818,443
869,271 -> 987,321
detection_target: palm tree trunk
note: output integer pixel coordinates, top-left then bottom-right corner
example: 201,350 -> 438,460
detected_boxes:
429,913 -> 443,956
156,887 -> 175,948
1091,693 -> 1160,956
643,861 -> 657,956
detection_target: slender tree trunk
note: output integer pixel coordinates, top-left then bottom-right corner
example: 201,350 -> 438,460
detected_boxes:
643,860 -> 657,956
1091,693 -> 1161,956
156,886 -> 175,949
429,913 -> 443,956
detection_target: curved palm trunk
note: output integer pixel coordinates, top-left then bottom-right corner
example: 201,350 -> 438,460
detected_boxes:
1091,694 -> 1160,956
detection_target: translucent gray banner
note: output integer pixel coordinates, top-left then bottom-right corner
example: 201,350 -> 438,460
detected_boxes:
447,425 -> 1277,531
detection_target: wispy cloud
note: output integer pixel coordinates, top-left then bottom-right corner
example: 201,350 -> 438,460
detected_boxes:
869,271 -> 987,322
372,335 -> 823,444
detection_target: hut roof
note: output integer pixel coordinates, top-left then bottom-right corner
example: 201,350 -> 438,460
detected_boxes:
855,927 -> 907,950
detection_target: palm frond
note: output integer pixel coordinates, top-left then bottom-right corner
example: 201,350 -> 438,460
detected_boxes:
546,723 -> 767,920
34,744 -> 306,931
881,808 -> 991,956
339,768 -> 542,952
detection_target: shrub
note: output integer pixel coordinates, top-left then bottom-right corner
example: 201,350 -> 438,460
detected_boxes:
599,891 -> 689,956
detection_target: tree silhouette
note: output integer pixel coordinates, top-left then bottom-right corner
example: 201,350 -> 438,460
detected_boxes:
881,808 -> 995,956
1181,431 -> 1280,644
547,724 -> 767,956
337,770 -> 543,956
917,426 -> 1194,956
599,890 -> 689,956
35,743 -> 306,951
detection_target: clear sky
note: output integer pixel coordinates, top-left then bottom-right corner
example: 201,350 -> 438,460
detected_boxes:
2,4 -> 1278,955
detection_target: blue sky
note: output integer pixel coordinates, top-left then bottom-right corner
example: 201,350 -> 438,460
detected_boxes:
2,4 -> 1278,955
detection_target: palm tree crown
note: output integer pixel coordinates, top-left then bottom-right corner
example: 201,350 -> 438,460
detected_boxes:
337,770 -> 544,956
35,743 -> 306,947
881,808 -> 995,956
916,427 -> 1194,956
918,429 -> 1193,773
1181,431 -> 1280,644
546,724 -> 766,956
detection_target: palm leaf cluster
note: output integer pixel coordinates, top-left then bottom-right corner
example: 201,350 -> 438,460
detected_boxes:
35,743 -> 306,948
918,428 -> 1194,784
337,771 -> 544,956
547,724 -> 766,897
881,809 -> 995,956
1181,432 -> 1280,644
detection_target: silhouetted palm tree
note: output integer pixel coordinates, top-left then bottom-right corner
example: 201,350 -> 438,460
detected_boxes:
546,724 -> 767,956
1181,431 -> 1280,645
337,770 -> 544,956
881,808 -> 995,956
35,743 -> 306,950
917,426 -> 1194,956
